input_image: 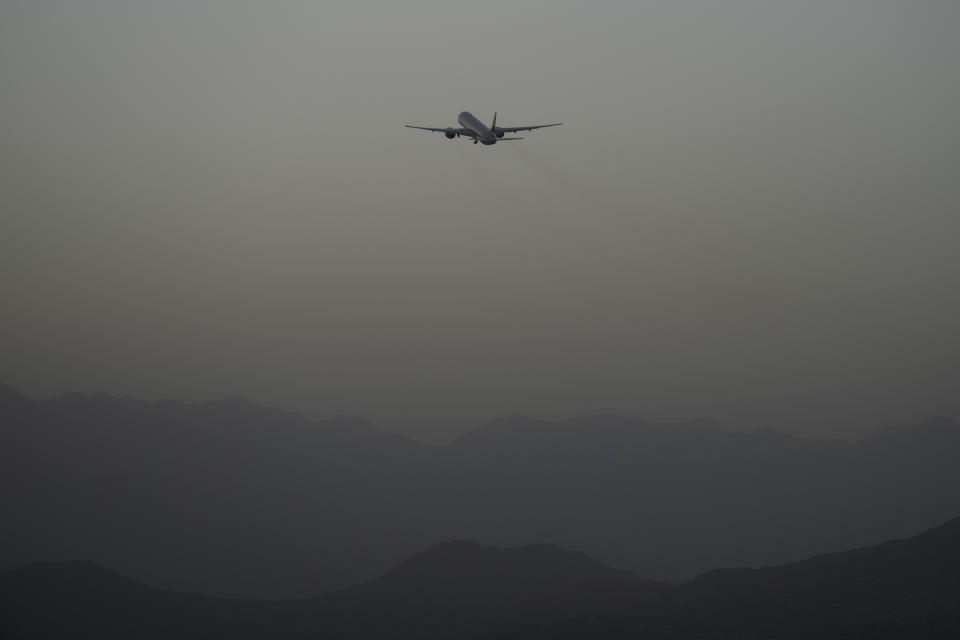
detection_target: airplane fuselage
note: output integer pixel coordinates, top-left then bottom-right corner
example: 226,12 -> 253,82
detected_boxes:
458,111 -> 498,145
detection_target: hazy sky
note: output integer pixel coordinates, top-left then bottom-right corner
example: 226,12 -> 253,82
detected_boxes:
2,0 -> 958,441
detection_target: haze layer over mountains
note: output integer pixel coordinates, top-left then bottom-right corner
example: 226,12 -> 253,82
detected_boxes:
3,383 -> 958,600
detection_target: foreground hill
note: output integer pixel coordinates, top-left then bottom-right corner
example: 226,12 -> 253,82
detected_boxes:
0,543 -> 666,639
0,561 -> 275,639
3,382 -> 960,598
2,518 -> 958,639
495,515 -> 960,639
670,514 -> 960,636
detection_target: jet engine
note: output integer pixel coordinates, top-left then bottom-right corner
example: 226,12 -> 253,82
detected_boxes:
494,128 -> 504,138
445,129 -> 456,139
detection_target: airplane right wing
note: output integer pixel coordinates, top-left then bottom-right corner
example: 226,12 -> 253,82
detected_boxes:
495,123 -> 563,133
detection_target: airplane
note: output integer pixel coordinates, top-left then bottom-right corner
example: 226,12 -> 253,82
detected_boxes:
405,111 -> 562,145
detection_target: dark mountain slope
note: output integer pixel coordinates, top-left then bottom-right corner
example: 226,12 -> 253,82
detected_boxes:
666,514 -> 960,635
433,413 -> 960,581
0,561 -> 276,639
289,541 -> 669,639
494,515 -> 960,639
0,388 -> 433,598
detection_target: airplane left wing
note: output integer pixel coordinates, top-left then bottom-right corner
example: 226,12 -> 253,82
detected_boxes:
405,125 -> 472,135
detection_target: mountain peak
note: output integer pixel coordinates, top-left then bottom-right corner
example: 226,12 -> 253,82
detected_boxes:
0,382 -> 29,407
402,540 -> 573,565
376,540 -> 635,591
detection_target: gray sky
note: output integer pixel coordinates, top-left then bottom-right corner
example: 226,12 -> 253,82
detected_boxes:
2,0 -> 958,441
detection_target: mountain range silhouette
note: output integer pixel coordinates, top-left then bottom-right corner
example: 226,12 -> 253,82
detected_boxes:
2,382 -> 959,601
2,517 -> 959,639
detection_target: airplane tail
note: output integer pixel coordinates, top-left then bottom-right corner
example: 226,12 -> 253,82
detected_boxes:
491,111 -> 497,131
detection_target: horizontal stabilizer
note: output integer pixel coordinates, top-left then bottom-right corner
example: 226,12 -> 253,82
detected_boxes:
498,137 -> 524,141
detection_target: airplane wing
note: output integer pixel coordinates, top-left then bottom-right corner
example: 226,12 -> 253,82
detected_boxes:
495,123 -> 563,133
405,125 -> 473,135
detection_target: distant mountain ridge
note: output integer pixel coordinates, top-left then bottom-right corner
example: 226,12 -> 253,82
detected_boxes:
2,517 -> 959,639
2,382 -> 959,599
